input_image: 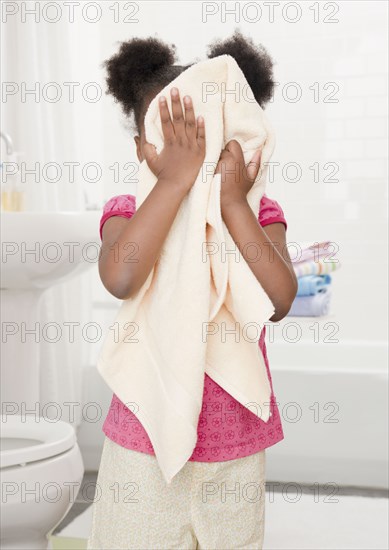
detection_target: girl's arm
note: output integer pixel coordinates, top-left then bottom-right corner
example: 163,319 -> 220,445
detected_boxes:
99,181 -> 189,300
221,202 -> 297,322
218,140 -> 298,322
99,89 -> 205,300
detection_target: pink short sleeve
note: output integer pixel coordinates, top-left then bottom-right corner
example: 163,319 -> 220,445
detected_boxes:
258,194 -> 287,230
99,192 -> 287,240
99,194 -> 136,240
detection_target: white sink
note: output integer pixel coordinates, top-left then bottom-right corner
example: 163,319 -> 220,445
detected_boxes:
0,210 -> 101,411
1,211 -> 101,289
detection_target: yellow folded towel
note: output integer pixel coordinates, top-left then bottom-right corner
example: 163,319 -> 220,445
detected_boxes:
97,54 -> 276,484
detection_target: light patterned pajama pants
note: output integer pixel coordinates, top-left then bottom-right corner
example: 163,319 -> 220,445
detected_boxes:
87,436 -> 267,550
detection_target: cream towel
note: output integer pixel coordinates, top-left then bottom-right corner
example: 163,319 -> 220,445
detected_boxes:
97,54 -> 276,485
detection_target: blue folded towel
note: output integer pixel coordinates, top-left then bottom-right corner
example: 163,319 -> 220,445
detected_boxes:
288,286 -> 332,317
297,274 -> 332,297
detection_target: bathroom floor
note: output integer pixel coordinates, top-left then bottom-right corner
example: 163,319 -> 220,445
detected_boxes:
50,473 -> 388,550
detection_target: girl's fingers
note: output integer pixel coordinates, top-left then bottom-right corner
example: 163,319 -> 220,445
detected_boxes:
196,115 -> 205,147
246,147 -> 262,181
158,96 -> 175,143
142,141 -> 158,171
225,139 -> 243,159
215,148 -> 229,174
183,95 -> 196,141
170,87 -> 185,139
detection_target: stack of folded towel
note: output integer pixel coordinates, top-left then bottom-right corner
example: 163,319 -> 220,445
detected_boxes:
287,240 -> 341,317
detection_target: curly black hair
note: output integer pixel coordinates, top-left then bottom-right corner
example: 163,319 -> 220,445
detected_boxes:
103,29 -> 275,134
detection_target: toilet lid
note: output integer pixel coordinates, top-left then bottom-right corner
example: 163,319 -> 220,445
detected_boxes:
0,415 -> 77,468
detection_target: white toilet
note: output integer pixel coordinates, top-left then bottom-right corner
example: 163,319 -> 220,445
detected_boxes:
0,415 -> 84,550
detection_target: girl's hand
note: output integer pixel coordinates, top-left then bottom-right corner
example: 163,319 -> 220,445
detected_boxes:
143,87 -> 206,193
216,139 -> 262,207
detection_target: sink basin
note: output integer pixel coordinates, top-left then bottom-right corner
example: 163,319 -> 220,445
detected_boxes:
1,210 -> 102,413
1,211 -> 101,289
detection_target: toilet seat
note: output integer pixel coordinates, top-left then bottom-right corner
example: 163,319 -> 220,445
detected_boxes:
0,415 -> 77,468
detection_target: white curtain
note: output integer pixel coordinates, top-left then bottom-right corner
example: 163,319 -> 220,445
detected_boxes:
1,4 -> 104,426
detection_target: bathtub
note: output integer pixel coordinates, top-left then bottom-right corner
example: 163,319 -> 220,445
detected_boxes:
265,337 -> 388,489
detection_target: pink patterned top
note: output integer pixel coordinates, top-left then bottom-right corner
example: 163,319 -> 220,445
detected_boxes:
100,193 -> 287,462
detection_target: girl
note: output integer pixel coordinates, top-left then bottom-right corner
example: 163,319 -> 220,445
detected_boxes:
88,30 -> 298,550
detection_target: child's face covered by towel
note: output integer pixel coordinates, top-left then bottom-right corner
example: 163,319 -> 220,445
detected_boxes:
134,87 -> 263,206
